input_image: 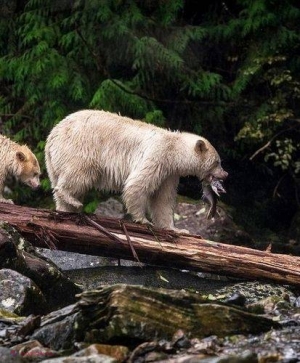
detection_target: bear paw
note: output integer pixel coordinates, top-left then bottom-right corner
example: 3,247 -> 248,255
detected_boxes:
0,198 -> 14,204
134,217 -> 153,226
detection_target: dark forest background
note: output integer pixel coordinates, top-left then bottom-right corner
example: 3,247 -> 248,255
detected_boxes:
1,0 -> 300,245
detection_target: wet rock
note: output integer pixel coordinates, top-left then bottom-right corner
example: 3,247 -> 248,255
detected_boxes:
172,329 -> 191,350
11,339 -> 59,360
31,285 -> 278,351
204,281 -> 295,305
0,269 -> 47,315
0,222 -> 82,311
129,341 -> 167,362
248,295 -> 291,316
23,346 -> 59,360
43,356 -> 117,363
0,347 -> 24,363
188,336 -> 220,355
223,292 -> 246,307
32,304 -> 79,351
73,344 -> 129,361
65,265 -> 231,292
16,314 -> 41,337
0,309 -> 25,345
169,351 -> 258,363
11,339 -> 43,355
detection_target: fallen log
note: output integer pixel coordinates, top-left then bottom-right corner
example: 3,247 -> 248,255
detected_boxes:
0,203 -> 300,287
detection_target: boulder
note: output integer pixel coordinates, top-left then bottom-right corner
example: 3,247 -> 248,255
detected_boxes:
0,269 -> 47,315
0,222 -> 82,312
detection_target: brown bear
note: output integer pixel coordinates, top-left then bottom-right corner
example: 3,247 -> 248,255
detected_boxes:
0,135 -> 41,203
45,110 -> 228,231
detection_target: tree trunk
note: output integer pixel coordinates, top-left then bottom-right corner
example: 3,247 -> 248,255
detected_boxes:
1,203 -> 300,287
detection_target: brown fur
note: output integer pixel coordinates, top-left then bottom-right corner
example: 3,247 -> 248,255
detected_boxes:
0,135 -> 41,204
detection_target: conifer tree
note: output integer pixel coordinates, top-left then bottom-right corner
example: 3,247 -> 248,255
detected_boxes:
0,0 -> 299,219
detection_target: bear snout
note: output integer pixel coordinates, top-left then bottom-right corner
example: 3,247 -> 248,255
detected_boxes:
27,179 -> 40,189
212,168 -> 228,180
220,170 -> 228,179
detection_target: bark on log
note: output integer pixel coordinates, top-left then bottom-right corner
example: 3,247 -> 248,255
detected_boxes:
1,203 -> 300,287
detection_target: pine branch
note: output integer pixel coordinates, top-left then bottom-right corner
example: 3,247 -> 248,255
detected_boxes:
110,79 -> 234,106
76,28 -> 110,77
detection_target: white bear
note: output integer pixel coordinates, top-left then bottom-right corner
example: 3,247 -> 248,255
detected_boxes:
45,110 -> 228,231
0,135 -> 41,204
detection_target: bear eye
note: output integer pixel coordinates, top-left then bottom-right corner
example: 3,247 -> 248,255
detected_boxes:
211,160 -> 220,168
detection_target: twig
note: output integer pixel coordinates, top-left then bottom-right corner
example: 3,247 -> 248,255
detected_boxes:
120,221 -> 141,263
249,141 -> 271,161
84,215 -> 125,245
27,223 -> 58,250
272,173 -> 287,199
249,125 -> 299,161
0,113 -> 32,120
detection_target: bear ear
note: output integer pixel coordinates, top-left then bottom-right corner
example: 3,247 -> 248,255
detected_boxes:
16,151 -> 26,162
195,139 -> 208,153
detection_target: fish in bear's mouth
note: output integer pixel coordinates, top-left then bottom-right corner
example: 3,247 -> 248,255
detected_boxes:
202,177 -> 226,219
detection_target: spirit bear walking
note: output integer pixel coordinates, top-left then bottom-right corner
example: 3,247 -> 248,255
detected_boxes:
45,110 -> 227,231
0,135 -> 40,204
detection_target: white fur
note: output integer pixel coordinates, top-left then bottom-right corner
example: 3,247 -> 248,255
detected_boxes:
45,110 -> 227,230
0,135 -> 41,203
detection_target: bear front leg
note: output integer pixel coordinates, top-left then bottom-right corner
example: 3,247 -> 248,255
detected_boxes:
149,175 -> 179,230
123,172 -> 155,225
54,191 -> 81,212
54,184 -> 84,212
0,175 -> 13,204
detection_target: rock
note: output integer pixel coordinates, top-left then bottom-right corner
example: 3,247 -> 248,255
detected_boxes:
32,304 -> 79,351
164,351 -> 258,363
32,285 -> 278,350
0,308 -> 22,321
0,269 -> 47,315
11,339 -> 43,355
0,222 -> 82,311
23,346 -> 59,360
42,355 -> 117,363
65,265 -> 231,292
175,202 -> 253,246
0,308 -> 25,345
94,197 -> 252,247
73,344 -> 129,361
11,339 -> 59,360
0,347 -> 24,363
95,198 -> 125,219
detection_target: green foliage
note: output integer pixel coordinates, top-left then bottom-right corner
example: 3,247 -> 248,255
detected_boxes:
145,110 -> 165,127
90,79 -> 152,118
0,0 -> 300,223
265,138 -> 300,172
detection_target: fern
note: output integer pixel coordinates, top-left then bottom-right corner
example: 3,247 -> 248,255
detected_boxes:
1,0 -> 300,202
